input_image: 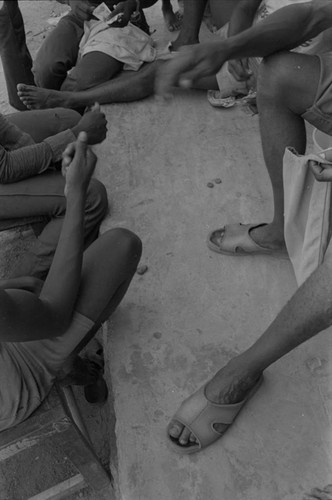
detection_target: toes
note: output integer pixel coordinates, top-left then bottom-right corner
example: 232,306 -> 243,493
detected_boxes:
210,228 -> 225,246
178,426 -> 191,446
189,433 -> 198,444
168,420 -> 184,438
17,83 -> 27,92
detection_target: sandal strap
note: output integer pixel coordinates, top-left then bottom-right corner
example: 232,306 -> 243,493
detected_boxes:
172,377 -> 263,450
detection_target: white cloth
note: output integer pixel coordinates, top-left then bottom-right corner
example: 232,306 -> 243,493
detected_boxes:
79,20 -> 156,71
283,147 -> 332,286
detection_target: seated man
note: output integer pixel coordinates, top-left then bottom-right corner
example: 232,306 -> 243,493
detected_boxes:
0,105 -> 108,279
0,0 -> 168,111
0,131 -> 142,431
156,0 -> 332,455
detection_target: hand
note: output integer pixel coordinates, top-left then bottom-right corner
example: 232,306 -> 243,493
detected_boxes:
72,103 -> 107,145
109,0 -> 136,27
309,149 -> 332,182
156,41 -> 228,98
228,58 -> 252,82
68,0 -> 94,22
62,132 -> 97,196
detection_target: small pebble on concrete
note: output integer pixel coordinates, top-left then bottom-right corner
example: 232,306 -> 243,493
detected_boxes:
137,264 -> 148,275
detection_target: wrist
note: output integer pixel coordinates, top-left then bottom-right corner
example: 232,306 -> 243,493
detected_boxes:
70,125 -> 80,138
65,186 -> 86,200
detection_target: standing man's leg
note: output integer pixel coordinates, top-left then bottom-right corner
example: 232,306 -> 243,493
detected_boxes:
249,52 -> 320,249
0,0 -> 34,110
209,52 -> 322,254
171,0 -> 208,51
168,228 -> 332,450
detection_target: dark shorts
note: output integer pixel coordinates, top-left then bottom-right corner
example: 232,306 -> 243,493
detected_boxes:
303,52 -> 332,135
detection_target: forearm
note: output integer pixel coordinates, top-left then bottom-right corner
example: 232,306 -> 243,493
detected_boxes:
0,129 -> 76,184
223,1 -> 332,61
40,189 -> 85,327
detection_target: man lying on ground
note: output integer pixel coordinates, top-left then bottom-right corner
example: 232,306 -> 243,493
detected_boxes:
0,131 -> 142,430
156,0 -> 332,455
0,0 -> 172,112
0,104 -> 108,279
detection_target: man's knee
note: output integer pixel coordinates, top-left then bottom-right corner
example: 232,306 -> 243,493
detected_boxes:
258,51 -> 321,106
258,52 -> 293,102
85,179 -> 109,223
103,228 -> 142,266
33,14 -> 83,89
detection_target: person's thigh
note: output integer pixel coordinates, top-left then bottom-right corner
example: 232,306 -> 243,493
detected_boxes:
6,108 -> 81,143
0,171 -> 66,220
300,52 -> 332,135
258,51 -> 321,116
33,13 -> 84,90
61,52 -> 123,92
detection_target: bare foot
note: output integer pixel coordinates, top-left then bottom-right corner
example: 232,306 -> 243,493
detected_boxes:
162,8 -> 183,32
303,485 -> 332,500
168,359 -> 261,448
17,83 -> 70,110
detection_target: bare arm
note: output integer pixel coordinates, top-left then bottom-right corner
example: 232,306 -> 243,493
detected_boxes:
0,107 -> 106,183
157,0 -> 332,94
0,133 -> 97,342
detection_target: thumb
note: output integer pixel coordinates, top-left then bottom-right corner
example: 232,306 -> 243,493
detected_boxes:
90,102 -> 100,112
74,131 -> 88,160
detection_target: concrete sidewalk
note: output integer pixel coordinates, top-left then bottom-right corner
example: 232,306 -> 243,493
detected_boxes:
95,6 -> 332,500
0,2 -> 331,499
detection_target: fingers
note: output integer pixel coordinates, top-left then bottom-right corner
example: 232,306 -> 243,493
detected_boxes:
90,102 -> 100,112
156,48 -> 195,97
308,159 -> 332,182
73,131 -> 88,162
62,142 -> 76,170
228,59 -> 252,82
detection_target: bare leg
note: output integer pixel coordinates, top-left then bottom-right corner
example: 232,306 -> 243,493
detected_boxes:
60,52 -> 123,92
162,0 -> 183,32
171,0 -> 208,51
17,61 -> 160,110
210,51 -> 321,252
169,237 -> 332,446
249,51 -> 320,249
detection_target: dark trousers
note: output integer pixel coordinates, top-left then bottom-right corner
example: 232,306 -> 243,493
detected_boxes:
0,1 -> 84,108
1,108 -> 108,278
0,0 -> 35,110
